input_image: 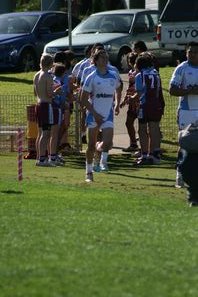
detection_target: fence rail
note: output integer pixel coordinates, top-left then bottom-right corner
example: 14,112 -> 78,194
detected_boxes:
0,95 -> 81,153
0,92 -> 179,153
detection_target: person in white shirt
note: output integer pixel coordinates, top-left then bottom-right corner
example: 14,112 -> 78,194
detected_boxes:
170,41 -> 198,189
81,49 -> 122,182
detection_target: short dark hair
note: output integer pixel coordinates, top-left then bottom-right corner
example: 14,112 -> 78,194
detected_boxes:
92,49 -> 107,65
64,50 -> 76,61
135,54 -> 153,71
53,63 -> 66,77
133,40 -> 148,52
54,51 -> 67,63
84,44 -> 94,56
127,52 -> 138,65
54,51 -> 71,69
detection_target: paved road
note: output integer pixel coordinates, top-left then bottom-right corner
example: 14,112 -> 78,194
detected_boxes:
112,73 -> 133,153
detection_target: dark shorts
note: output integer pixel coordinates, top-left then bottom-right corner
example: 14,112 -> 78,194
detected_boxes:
53,106 -> 62,125
35,102 -> 53,129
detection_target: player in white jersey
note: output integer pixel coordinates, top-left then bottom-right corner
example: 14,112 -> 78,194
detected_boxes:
81,49 -> 122,182
170,41 -> 198,188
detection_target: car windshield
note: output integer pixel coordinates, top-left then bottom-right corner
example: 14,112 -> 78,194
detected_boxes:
73,14 -> 134,34
0,15 -> 39,34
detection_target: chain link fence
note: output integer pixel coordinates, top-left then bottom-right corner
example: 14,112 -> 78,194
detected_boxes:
0,95 -> 82,153
0,91 -> 179,153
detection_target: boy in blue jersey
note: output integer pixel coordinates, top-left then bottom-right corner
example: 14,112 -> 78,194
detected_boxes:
170,41 -> 198,191
80,49 -> 122,182
133,53 -> 165,165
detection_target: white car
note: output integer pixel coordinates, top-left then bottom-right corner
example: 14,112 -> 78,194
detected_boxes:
44,9 -> 173,71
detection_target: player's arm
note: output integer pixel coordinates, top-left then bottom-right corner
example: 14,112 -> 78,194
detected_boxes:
80,90 -> 103,125
170,84 -> 198,96
114,85 -> 122,115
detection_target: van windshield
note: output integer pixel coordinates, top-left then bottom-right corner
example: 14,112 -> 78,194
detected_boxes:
73,14 -> 134,34
160,0 -> 198,22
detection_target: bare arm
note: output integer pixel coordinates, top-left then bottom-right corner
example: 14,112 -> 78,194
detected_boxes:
114,86 -> 122,115
80,90 -> 103,126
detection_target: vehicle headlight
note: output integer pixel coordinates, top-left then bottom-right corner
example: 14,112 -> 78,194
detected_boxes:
104,44 -> 112,51
45,47 -> 58,55
0,44 -> 18,56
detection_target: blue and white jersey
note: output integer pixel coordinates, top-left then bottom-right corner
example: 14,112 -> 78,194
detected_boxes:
81,63 -> 121,86
72,58 -> 87,79
81,64 -> 96,86
135,67 -> 160,105
76,58 -> 92,83
170,61 -> 198,110
82,69 -> 120,120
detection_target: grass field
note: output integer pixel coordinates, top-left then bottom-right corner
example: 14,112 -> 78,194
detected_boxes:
0,68 -> 197,296
0,152 -> 198,297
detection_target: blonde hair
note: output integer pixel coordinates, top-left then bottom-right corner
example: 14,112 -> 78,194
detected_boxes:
40,54 -> 53,69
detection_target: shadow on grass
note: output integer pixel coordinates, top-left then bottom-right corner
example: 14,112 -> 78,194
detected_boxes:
0,75 -> 33,85
1,190 -> 24,194
108,171 -> 174,183
64,153 -> 176,173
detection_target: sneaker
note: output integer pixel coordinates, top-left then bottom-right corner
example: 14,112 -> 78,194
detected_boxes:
136,157 -> 153,166
152,156 -> 161,165
85,172 -> 94,182
175,171 -> 184,188
188,201 -> 198,207
56,155 -> 66,164
134,150 -> 141,158
122,144 -> 138,152
36,160 -> 56,167
49,159 -> 64,167
100,163 -> 109,172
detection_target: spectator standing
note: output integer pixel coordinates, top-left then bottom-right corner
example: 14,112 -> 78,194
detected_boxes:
34,54 -> 56,166
53,51 -> 74,153
134,54 -> 165,165
133,40 -> 159,72
178,122 -> 198,206
169,41 -> 198,188
121,52 -> 139,152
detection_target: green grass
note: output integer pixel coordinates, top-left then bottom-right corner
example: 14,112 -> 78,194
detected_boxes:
0,68 -> 175,94
0,153 -> 198,297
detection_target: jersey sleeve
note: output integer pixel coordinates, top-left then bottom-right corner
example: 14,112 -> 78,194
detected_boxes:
169,64 -> 184,88
135,73 -> 143,92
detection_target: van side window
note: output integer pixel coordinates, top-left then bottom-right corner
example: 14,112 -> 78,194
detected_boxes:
133,14 -> 149,33
160,0 -> 198,22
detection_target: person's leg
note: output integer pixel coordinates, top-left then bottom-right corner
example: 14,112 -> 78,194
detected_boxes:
59,109 -> 71,149
123,111 -> 138,152
49,124 -> 60,159
138,121 -> 148,157
148,121 -> 161,154
38,128 -> 50,162
99,127 -> 113,171
85,127 -> 98,181
81,108 -> 87,144
179,152 -> 198,205
35,127 -> 42,160
175,148 -> 185,188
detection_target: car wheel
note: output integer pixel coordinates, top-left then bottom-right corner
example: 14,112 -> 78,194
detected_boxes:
18,49 -> 37,72
117,48 -> 131,72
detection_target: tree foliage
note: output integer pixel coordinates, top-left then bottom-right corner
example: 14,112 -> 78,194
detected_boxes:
15,0 -> 125,14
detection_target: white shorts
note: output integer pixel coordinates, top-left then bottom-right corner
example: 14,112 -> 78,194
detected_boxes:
178,109 -> 198,130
